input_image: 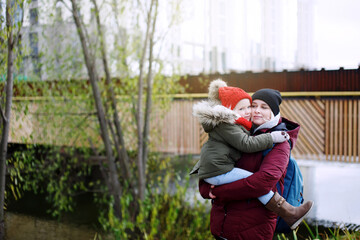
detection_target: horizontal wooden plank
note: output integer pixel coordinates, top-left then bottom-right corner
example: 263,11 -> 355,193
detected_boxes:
9,97 -> 360,163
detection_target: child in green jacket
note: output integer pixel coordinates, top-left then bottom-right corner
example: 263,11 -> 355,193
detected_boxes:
190,79 -> 289,204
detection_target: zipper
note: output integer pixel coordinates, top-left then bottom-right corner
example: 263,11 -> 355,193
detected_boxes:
220,205 -> 227,237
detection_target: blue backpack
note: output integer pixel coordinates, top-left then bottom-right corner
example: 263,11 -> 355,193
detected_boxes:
263,140 -> 304,233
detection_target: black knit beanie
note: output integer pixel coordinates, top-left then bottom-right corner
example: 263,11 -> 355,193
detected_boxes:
252,89 -> 282,115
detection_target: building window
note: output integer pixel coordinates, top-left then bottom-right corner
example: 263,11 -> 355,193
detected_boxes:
30,8 -> 38,25
29,32 -> 38,56
32,56 -> 41,77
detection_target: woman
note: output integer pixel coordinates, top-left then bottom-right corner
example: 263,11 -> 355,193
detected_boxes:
199,88 -> 313,240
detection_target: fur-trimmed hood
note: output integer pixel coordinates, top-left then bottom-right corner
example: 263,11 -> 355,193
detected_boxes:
193,100 -> 238,132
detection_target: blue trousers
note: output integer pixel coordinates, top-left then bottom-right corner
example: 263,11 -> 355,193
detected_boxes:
204,167 -> 274,205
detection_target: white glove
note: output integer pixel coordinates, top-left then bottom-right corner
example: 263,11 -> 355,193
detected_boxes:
271,131 -> 290,143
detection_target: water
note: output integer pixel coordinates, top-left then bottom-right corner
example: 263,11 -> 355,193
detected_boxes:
4,158 -> 360,239
5,212 -> 99,240
4,191 -> 105,240
298,159 -> 360,227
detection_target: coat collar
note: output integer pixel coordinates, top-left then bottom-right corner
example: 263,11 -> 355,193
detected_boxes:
253,113 -> 281,134
252,117 -> 300,150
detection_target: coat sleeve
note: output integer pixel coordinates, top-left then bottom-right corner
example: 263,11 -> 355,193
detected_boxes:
211,141 -> 290,201
198,179 -> 212,199
214,124 -> 274,153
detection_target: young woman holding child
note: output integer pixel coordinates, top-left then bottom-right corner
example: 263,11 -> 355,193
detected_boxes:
192,80 -> 314,240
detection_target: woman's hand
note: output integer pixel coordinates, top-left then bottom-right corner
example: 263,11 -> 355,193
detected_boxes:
209,185 -> 217,199
199,180 -> 215,199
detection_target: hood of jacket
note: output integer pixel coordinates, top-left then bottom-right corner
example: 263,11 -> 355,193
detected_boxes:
193,100 -> 238,132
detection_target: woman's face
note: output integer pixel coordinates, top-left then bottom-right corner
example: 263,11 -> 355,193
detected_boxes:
233,99 -> 251,121
251,99 -> 272,125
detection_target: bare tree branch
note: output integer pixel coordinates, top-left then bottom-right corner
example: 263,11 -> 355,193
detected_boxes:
143,0 -> 158,170
58,0 -> 72,12
12,0 -> 25,48
135,0 -> 155,201
69,0 -> 122,217
91,0 -> 133,187
110,0 -> 130,74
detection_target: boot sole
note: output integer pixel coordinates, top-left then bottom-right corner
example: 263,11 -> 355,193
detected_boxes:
290,201 -> 314,230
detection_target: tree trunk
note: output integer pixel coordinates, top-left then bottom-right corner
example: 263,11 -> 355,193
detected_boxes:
0,1 -> 15,237
143,0 -> 158,169
69,0 -> 122,217
136,0 -> 155,201
91,0 -> 132,185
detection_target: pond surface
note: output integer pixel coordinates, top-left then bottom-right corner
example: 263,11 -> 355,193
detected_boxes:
4,191 -> 105,240
4,158 -> 360,239
5,212 -> 100,240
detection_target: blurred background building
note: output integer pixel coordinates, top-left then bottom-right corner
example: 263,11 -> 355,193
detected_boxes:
166,0 -> 315,74
2,0 -> 360,79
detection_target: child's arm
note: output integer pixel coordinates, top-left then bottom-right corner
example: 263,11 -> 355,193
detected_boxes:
214,123 -> 287,153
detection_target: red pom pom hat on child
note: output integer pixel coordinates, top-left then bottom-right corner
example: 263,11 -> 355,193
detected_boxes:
218,86 -> 252,110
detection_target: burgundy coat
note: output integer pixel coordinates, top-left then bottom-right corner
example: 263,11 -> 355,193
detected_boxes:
199,118 -> 300,240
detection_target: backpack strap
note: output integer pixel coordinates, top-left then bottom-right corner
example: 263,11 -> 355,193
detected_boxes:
276,140 -> 292,194
262,139 -> 292,195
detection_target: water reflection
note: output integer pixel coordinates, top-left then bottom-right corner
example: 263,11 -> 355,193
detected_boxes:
5,159 -> 360,239
5,212 -> 98,240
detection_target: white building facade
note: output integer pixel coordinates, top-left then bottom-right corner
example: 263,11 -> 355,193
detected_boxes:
173,0 -> 315,74
3,0 -> 316,79
170,0 -> 315,75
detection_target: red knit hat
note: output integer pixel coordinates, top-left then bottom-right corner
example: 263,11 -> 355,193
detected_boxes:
218,86 -> 252,110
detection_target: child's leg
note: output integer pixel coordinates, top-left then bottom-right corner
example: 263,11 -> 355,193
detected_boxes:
258,191 -> 274,205
204,167 -> 252,185
265,192 -> 314,230
204,167 -> 274,205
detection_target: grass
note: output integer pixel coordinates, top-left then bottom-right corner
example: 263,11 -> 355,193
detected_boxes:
274,220 -> 360,240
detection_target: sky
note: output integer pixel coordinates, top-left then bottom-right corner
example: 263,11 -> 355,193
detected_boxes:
315,0 -> 360,70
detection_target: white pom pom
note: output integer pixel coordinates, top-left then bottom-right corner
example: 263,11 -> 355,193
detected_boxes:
208,79 -> 227,101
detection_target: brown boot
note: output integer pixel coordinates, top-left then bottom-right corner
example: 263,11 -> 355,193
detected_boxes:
265,192 -> 314,230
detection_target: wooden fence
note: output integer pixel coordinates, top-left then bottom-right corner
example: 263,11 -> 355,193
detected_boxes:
155,93 -> 360,163
9,93 -> 360,163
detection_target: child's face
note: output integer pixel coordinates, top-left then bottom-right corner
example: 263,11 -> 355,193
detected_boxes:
251,99 -> 272,125
233,99 -> 251,121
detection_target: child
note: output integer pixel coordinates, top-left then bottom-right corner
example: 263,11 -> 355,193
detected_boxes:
190,79 -> 288,205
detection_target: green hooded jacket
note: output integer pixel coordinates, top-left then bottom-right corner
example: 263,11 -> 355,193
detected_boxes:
190,100 -> 274,180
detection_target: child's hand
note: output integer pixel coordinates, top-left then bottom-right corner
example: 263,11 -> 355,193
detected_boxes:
271,131 -> 290,143
209,185 -> 216,199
